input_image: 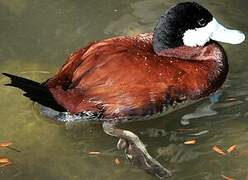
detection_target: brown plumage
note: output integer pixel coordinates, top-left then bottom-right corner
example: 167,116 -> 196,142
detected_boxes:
3,2 -> 245,178
44,33 -> 228,119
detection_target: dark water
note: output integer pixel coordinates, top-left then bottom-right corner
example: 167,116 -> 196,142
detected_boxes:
0,0 -> 248,179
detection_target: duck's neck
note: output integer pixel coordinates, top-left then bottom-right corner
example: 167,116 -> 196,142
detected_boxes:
156,45 -> 207,60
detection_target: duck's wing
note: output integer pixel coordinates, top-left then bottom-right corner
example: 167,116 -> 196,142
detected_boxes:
44,41 -> 102,113
45,38 -> 180,117
45,41 -> 97,88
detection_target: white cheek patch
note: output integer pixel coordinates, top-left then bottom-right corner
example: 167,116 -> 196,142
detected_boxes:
183,18 -> 245,47
183,18 -> 218,47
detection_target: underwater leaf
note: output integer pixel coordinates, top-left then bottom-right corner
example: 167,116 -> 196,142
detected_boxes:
221,174 -> 234,180
0,162 -> 12,168
0,142 -> 21,152
227,145 -> 237,153
184,140 -> 197,145
212,146 -> 226,155
0,157 -> 10,164
88,151 -> 101,155
114,158 -> 121,165
0,142 -> 13,147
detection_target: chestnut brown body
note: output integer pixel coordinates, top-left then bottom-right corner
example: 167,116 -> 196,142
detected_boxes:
45,33 -> 228,119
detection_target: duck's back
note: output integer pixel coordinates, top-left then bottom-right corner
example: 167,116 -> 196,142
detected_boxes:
45,33 -> 228,119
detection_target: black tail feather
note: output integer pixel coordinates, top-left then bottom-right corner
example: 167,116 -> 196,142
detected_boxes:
2,73 -> 65,112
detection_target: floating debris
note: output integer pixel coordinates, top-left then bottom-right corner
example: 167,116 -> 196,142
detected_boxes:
221,174 -> 234,180
184,140 -> 197,145
212,146 -> 226,156
88,151 -> 101,155
227,145 -> 237,153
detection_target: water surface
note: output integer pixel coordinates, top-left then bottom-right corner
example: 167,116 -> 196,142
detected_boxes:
0,0 -> 248,179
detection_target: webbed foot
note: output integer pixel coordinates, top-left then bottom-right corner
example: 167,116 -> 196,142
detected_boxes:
103,122 -> 171,178
119,138 -> 171,178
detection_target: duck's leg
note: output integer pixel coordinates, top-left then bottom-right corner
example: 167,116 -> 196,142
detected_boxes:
102,122 -> 172,178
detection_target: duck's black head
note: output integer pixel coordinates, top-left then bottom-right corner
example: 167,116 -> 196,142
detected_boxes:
153,2 -> 245,53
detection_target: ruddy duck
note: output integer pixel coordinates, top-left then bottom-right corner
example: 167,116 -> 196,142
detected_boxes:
3,1 -> 245,178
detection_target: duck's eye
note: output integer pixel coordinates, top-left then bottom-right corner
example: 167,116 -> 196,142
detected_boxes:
197,18 -> 206,27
